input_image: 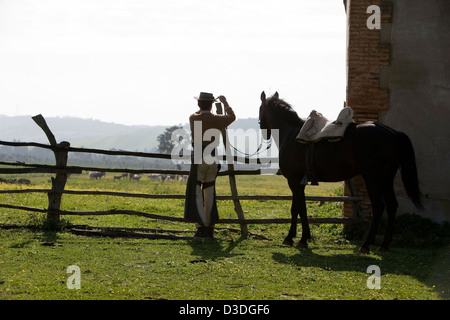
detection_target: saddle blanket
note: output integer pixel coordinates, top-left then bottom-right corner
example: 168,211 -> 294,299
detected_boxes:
296,107 -> 355,143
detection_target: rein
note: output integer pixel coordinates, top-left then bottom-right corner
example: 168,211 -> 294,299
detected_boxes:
215,101 -> 272,160
227,137 -> 272,158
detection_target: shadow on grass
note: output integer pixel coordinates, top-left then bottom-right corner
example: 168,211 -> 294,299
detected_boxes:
272,245 -> 379,273
272,242 -> 450,299
423,244 -> 450,299
187,235 -> 247,260
5,223 -> 61,248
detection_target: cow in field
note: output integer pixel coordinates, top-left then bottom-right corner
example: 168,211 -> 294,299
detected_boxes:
148,174 -> 162,181
131,174 -> 141,181
89,172 -> 105,180
114,173 -> 128,180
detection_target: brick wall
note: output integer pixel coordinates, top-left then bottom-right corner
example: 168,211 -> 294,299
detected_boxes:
343,0 -> 393,217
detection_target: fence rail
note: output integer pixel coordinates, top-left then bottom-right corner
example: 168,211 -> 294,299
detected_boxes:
0,114 -> 366,236
0,188 -> 359,202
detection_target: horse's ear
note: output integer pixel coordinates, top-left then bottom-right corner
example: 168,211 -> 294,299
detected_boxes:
261,91 -> 266,102
274,91 -> 279,99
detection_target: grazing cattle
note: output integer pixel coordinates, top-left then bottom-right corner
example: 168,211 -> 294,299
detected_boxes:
18,178 -> 31,185
0,177 -> 30,184
148,174 -> 162,181
89,172 -> 105,180
148,174 -> 185,182
0,177 -> 15,184
131,174 -> 141,181
114,173 -> 128,180
161,174 -> 175,182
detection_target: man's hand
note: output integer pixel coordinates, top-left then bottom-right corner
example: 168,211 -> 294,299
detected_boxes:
217,95 -> 228,105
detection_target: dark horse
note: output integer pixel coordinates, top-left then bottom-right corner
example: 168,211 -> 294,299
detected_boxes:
259,92 -> 423,254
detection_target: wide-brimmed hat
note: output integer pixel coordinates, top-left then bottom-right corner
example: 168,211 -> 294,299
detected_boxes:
194,92 -> 217,101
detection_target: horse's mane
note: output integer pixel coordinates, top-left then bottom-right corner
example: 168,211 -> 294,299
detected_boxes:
266,95 -> 304,127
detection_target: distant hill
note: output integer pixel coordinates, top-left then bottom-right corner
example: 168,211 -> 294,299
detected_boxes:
0,115 -> 167,152
0,115 -> 260,152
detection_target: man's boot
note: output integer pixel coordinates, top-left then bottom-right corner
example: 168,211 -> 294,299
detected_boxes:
205,226 -> 215,239
194,226 -> 207,238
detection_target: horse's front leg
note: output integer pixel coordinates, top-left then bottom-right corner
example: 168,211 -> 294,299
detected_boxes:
282,193 -> 298,246
284,178 -> 310,248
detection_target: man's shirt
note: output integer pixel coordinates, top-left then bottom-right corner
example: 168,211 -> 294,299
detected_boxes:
189,107 -> 236,147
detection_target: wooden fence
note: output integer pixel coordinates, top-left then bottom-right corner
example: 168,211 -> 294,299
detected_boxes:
0,115 -> 367,237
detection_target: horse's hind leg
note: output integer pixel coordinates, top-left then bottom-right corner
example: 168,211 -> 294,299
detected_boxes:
296,186 -> 311,248
359,179 -> 385,254
378,186 -> 398,252
359,200 -> 384,254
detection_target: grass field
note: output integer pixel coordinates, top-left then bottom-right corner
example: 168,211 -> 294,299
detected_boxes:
0,172 -> 449,300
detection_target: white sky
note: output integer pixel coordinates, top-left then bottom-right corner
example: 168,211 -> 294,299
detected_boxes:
0,0 -> 347,126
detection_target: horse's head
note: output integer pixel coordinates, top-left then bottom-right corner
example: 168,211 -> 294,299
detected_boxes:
259,91 -> 279,140
259,91 -> 303,141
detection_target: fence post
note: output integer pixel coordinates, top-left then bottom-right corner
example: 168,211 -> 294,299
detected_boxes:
32,115 -> 70,224
216,104 -> 248,236
227,167 -> 248,235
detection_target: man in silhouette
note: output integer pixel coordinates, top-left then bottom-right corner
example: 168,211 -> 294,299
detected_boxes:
184,92 -> 236,238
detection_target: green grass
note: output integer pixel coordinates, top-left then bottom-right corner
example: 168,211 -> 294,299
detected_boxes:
0,173 -> 448,300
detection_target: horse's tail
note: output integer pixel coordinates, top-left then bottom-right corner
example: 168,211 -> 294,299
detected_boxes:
396,131 -> 424,210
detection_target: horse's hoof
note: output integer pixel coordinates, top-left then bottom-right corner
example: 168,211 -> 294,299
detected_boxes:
358,246 -> 370,255
377,246 -> 389,252
282,238 -> 294,246
296,241 -> 308,249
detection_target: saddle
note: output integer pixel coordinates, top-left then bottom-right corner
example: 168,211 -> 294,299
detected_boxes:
296,107 -> 355,185
296,107 -> 355,143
